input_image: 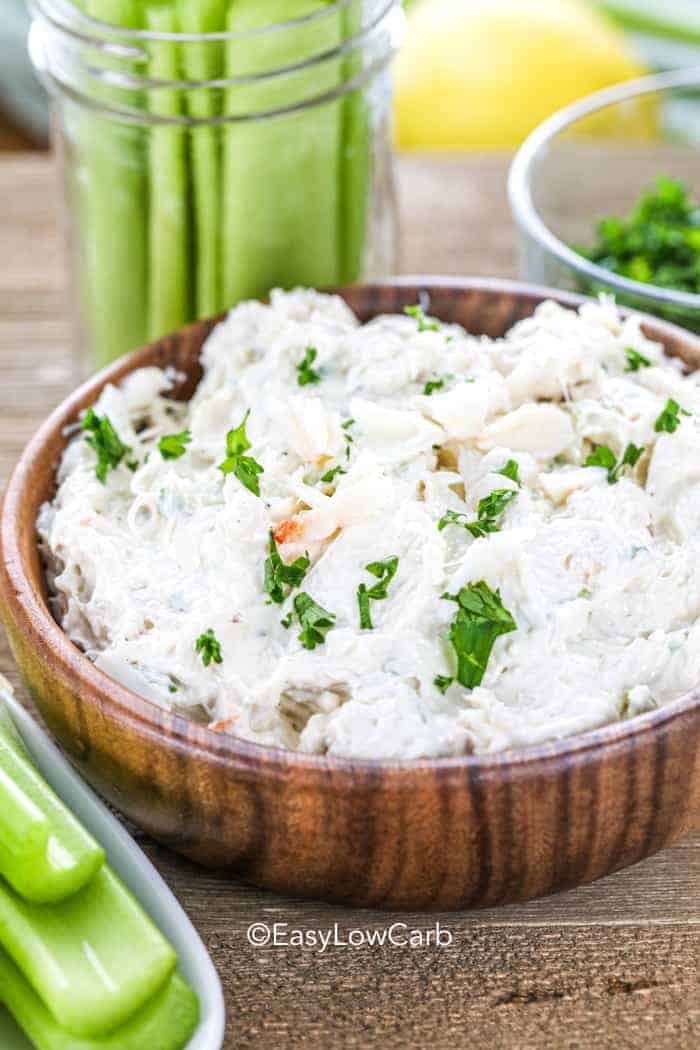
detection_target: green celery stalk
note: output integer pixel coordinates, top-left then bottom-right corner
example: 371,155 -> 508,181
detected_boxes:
339,0 -> 370,283
0,767 -> 48,860
0,713 -> 104,904
78,2 -> 150,366
145,3 -> 191,338
0,866 -> 176,1039
0,952 -> 199,1050
222,0 -> 343,304
178,1 -> 228,318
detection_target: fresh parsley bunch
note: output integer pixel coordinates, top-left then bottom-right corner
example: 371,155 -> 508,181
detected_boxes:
581,176 -> 700,295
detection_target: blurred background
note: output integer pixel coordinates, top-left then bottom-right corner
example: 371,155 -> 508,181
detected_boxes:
3,0 -> 700,153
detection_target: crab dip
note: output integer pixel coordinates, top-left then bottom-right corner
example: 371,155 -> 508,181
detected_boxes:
37,290 -> 700,759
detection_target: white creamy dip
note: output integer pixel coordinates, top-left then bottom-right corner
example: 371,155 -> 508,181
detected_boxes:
38,290 -> 700,759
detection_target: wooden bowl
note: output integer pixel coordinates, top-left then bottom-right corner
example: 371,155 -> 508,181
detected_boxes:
1,279 -> 699,910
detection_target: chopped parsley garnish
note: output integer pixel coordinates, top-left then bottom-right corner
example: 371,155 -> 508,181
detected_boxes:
584,442 -> 645,484
619,442 -> 646,472
297,347 -> 321,387
584,444 -> 616,477
438,488 -> 517,537
195,629 -> 223,668
404,304 -> 441,333
341,418 -> 355,460
497,459 -> 521,485
320,464 -> 346,484
424,376 -> 446,396
434,675 -> 453,695
437,509 -> 472,532
625,348 -> 652,372
292,592 -> 336,650
365,556 -> 399,598
579,588 -> 592,600
356,555 -> 399,630
158,429 -> 191,460
218,410 -> 264,496
654,398 -> 690,434
264,530 -> 309,605
81,408 -> 130,484
580,175 -> 700,295
357,584 -> 372,630
168,683 -> 179,694
441,581 -> 517,689
476,489 -> 517,526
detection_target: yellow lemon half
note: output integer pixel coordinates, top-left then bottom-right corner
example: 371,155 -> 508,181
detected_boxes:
395,0 -> 651,149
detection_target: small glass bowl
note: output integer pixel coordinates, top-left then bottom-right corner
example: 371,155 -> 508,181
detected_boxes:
508,68 -> 700,333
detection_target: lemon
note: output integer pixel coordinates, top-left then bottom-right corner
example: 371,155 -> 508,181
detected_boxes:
395,0 -> 651,149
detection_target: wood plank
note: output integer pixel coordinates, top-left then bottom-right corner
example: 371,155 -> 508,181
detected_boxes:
196,924 -> 700,1049
0,155 -> 697,1049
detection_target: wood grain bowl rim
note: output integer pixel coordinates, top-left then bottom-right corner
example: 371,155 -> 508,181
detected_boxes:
2,277 -> 700,790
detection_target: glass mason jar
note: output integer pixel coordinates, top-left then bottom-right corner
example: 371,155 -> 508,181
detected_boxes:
28,0 -> 404,372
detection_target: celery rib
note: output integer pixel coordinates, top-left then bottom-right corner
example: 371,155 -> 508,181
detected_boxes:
178,2 -> 228,318
0,866 -> 176,1038
0,724 -> 104,905
222,0 -> 344,305
79,2 -> 150,367
339,0 -> 370,283
145,3 -> 191,339
0,954 -> 199,1050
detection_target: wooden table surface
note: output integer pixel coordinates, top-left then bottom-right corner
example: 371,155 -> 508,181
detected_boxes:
0,153 -> 698,1049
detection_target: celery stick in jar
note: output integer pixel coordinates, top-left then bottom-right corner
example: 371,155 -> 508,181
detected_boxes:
222,0 -> 343,305
144,3 -> 191,338
339,0 -> 371,283
79,2 -> 150,366
178,1 -> 228,319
